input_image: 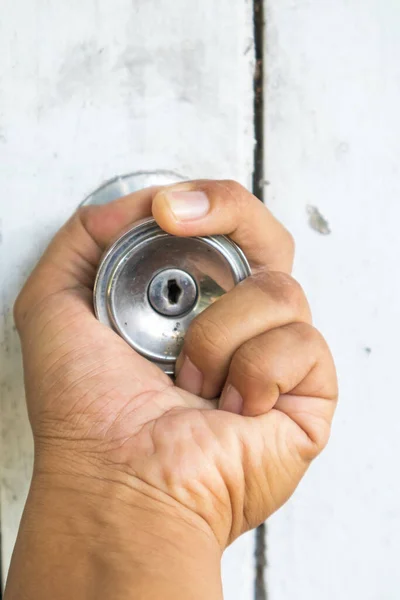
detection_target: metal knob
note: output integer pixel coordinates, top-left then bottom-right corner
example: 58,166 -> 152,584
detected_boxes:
83,171 -> 251,374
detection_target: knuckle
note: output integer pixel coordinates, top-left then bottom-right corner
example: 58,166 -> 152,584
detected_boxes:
292,406 -> 334,462
215,180 -> 251,212
258,271 -> 308,315
291,322 -> 324,347
186,316 -> 231,362
316,421 -> 332,452
231,341 -> 267,383
70,206 -> 92,238
75,205 -> 89,228
219,179 -> 247,197
305,419 -> 332,459
274,272 -> 304,306
62,206 -> 96,248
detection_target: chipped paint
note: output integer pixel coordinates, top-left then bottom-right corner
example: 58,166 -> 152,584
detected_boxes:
307,205 -> 331,235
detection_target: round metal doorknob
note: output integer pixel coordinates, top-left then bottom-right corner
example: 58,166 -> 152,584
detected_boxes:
82,171 -> 251,375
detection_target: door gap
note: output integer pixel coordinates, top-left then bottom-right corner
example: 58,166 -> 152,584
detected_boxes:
252,1 -> 267,599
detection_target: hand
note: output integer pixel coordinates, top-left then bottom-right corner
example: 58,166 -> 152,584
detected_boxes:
9,180 -> 337,599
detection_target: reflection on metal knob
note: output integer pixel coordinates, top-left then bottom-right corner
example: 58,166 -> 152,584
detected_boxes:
83,172 -> 251,375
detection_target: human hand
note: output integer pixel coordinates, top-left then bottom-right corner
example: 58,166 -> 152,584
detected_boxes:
9,180 -> 337,599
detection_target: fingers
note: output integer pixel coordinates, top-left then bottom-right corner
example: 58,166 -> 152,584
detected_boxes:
15,179 -> 293,331
175,271 -> 312,399
221,322 -> 338,456
152,180 -> 295,272
16,178 -> 293,330
14,188 -> 157,331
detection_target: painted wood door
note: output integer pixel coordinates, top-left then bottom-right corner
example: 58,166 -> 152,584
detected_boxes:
3,1 -> 399,599
265,1 -> 400,598
0,1 -> 256,597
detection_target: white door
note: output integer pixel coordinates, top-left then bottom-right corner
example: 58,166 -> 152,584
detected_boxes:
0,1 -> 257,597
2,1 -> 400,599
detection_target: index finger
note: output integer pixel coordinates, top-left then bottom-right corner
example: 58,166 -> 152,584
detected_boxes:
152,180 -> 295,272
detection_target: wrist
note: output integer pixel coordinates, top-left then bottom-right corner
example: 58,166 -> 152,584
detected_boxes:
6,457 -> 223,600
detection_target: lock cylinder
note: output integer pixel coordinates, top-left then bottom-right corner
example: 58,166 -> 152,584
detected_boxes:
93,217 -> 250,374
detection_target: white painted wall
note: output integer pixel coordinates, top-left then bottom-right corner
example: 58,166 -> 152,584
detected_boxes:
0,1 -> 255,596
265,1 -> 400,598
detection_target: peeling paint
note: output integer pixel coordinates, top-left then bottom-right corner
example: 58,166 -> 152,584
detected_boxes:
307,205 -> 331,235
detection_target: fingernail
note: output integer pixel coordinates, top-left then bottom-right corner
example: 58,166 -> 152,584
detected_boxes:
175,355 -> 203,395
219,385 -> 243,415
164,190 -> 210,221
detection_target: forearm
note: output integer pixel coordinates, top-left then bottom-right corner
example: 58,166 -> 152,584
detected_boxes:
5,471 -> 223,600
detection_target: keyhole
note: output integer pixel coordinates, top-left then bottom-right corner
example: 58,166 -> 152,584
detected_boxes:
167,279 -> 182,305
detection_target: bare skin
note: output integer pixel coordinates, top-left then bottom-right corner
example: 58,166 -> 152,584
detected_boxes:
5,180 -> 338,600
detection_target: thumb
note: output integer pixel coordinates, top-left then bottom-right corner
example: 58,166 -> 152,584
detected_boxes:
151,179 -> 294,272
